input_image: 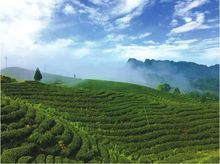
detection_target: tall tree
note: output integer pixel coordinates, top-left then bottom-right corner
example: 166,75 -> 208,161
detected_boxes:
34,67 -> 42,81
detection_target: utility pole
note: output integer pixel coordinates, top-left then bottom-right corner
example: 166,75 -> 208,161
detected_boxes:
5,56 -> 7,68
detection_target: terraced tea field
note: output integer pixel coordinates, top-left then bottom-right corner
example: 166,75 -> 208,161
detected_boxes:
1,76 -> 219,163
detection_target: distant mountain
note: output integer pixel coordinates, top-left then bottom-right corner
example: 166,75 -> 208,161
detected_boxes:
127,58 -> 219,94
1,67 -> 81,85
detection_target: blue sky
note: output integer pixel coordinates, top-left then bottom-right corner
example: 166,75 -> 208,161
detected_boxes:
0,0 -> 219,75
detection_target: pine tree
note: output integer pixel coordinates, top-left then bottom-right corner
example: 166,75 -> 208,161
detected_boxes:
34,67 -> 42,81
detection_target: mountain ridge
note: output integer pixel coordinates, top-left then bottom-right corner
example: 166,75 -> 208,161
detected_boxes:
127,58 -> 219,94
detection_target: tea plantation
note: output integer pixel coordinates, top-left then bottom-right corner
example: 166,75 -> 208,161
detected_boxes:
1,76 -> 219,163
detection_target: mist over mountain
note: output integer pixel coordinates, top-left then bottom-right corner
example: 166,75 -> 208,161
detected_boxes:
127,58 -> 219,93
1,58 -> 219,95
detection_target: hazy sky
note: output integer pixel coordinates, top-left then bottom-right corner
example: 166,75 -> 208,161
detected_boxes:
0,0 -> 219,75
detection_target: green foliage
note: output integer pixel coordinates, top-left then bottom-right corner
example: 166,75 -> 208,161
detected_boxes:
0,75 -> 16,83
99,145 -> 109,163
63,134 -> 82,157
1,127 -> 32,144
1,78 -> 219,163
200,91 -> 218,102
54,156 -> 63,163
157,83 -> 171,92
17,156 -> 33,163
60,129 -> 73,144
173,88 -> 181,94
75,136 -> 95,162
1,143 -> 36,163
37,132 -> 55,146
1,109 -> 26,124
34,67 -> 42,81
186,91 -> 201,99
46,155 -> 54,163
191,78 -> 219,96
35,154 -> 46,163
39,119 -> 55,133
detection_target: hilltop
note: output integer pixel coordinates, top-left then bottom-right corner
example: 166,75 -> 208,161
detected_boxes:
1,67 -> 81,85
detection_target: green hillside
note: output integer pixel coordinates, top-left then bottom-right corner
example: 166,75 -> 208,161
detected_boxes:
1,67 -> 81,85
1,76 -> 219,163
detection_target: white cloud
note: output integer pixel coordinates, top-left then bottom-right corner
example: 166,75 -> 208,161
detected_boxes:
70,0 -> 153,30
88,0 -> 111,6
63,4 -> 76,15
113,0 -> 151,29
0,0 -> 62,58
132,32 -> 152,39
169,0 -> 217,34
104,37 -> 219,65
169,12 -> 207,34
88,0 -> 104,5
106,34 -> 127,42
183,17 -> 192,23
143,40 -> 158,45
170,19 -> 178,27
112,0 -> 146,16
174,0 -> 209,17
160,0 -> 172,3
105,32 -> 151,42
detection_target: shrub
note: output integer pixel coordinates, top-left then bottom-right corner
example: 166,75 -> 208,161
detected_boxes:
1,105 -> 18,115
118,155 -> 131,163
157,83 -> 171,92
46,155 -> 54,163
99,146 -> 109,163
51,124 -> 64,135
44,145 -> 60,155
63,134 -> 82,157
39,119 -> 55,133
1,127 -> 33,144
0,75 -> 16,83
60,129 -> 73,144
37,132 -> 55,146
17,156 -> 33,163
173,88 -> 181,94
54,156 -> 63,163
1,109 -> 26,124
1,143 -> 36,163
35,113 -> 45,124
76,136 -> 94,162
28,131 -> 41,142
35,154 -> 46,163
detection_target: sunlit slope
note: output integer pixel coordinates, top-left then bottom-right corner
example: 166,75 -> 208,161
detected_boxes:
1,77 -> 219,163
1,96 -> 127,163
74,79 -> 202,104
1,67 -> 81,85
